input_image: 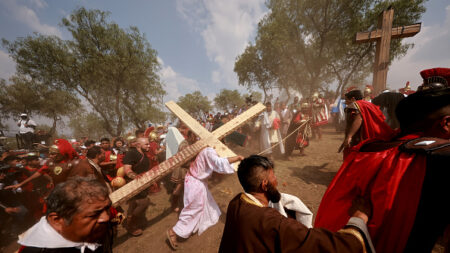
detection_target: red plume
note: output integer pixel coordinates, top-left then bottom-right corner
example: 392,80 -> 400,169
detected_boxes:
54,139 -> 78,162
144,126 -> 155,138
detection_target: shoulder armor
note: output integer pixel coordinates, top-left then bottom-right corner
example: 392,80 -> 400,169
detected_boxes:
400,137 -> 450,154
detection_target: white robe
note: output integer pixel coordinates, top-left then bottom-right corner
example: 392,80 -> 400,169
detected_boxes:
172,147 -> 234,238
269,193 -> 313,228
256,110 -> 285,155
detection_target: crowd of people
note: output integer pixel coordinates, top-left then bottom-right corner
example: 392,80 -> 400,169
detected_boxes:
0,67 -> 448,252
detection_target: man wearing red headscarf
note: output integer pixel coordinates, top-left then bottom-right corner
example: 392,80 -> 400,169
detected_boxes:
315,68 -> 450,253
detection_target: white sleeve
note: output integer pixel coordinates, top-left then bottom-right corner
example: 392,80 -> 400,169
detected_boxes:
203,147 -> 234,174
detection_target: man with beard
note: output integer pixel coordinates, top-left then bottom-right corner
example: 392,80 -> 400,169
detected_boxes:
68,146 -> 111,192
17,177 -> 114,253
122,137 -> 151,236
219,155 -> 375,253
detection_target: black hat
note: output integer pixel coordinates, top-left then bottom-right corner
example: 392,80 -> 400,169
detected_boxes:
396,76 -> 450,131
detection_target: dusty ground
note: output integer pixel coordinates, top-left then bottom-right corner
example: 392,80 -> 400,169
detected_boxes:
2,127 -> 445,252
113,127 -> 345,253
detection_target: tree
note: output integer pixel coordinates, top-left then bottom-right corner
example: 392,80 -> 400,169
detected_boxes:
214,89 -> 245,112
0,76 -> 80,136
177,91 -> 212,119
234,45 -> 275,102
2,7 -> 166,137
235,0 -> 426,99
69,112 -> 111,140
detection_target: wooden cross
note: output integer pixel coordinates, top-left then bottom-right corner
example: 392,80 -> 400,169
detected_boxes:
355,8 -> 421,95
109,101 -> 265,206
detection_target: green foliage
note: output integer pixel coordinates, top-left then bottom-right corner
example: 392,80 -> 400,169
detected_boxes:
177,91 -> 212,119
2,7 -> 166,136
214,89 -> 245,112
235,0 -> 427,98
68,112 -> 111,140
0,76 -> 80,135
247,91 -> 263,103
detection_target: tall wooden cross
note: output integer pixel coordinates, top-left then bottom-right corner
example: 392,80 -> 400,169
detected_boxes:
109,101 -> 265,206
355,8 -> 421,95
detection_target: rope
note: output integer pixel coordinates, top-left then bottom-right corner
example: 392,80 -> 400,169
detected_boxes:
257,119 -> 311,155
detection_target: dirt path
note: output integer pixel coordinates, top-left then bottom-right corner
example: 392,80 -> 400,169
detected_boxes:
2,127 -> 444,252
113,127 -> 345,253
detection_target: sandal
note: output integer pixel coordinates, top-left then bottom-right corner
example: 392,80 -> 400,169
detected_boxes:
166,229 -> 178,250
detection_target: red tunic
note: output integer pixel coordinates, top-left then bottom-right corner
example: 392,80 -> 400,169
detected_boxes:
354,100 -> 393,142
293,113 -> 309,147
315,134 -> 427,253
343,100 -> 394,158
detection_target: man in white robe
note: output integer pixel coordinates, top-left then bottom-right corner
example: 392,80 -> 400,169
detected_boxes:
255,102 -> 285,157
166,147 -> 243,249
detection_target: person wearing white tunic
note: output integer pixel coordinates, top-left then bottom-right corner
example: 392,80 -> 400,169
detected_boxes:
167,147 -> 243,249
255,102 -> 285,157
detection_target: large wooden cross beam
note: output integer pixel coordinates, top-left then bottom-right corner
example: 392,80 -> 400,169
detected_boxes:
109,102 -> 265,206
355,8 -> 421,95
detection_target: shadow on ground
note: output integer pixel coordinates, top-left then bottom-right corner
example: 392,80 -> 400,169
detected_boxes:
113,198 -> 174,247
288,163 -> 336,186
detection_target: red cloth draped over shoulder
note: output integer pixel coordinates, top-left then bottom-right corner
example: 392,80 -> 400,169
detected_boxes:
355,100 -> 394,140
273,118 -> 281,130
315,134 -> 427,253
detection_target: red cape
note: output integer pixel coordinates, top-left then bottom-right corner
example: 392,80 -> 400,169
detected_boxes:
315,134 -> 427,253
355,100 -> 393,140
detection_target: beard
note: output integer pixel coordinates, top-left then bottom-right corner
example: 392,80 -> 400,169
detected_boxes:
266,182 -> 281,203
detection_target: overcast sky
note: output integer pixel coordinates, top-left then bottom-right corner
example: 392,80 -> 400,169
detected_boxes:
0,0 -> 449,102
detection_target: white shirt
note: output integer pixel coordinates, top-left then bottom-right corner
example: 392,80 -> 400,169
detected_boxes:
18,216 -> 101,253
18,118 -> 36,134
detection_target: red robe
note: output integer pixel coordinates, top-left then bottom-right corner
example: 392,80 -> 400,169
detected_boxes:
315,134 -> 427,253
343,100 -> 394,158
293,113 -> 309,147
354,100 -> 393,141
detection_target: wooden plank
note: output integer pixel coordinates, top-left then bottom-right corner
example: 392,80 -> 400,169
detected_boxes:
355,23 -> 421,43
110,139 -> 207,205
165,101 -> 212,140
391,23 -> 421,39
166,101 -> 265,170
111,102 -> 265,205
372,8 -> 394,94
208,138 -> 239,170
212,103 -> 265,139
355,30 -> 383,43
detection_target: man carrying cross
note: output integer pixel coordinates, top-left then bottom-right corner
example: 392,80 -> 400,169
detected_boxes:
106,101 -> 265,248
166,147 -> 243,250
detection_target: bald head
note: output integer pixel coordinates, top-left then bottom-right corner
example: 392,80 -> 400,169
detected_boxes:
137,137 -> 150,152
